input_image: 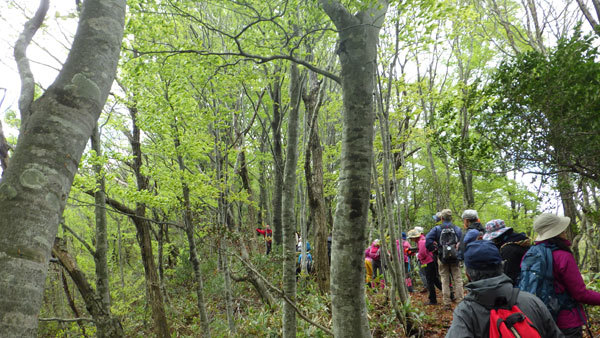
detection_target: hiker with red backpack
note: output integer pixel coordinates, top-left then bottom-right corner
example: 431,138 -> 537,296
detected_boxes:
519,213 -> 600,337
446,240 -> 563,337
426,209 -> 464,308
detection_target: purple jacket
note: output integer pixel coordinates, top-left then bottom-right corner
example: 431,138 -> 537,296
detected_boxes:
541,239 -> 600,329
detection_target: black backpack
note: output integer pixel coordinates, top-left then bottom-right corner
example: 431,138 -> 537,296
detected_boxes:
439,224 -> 458,263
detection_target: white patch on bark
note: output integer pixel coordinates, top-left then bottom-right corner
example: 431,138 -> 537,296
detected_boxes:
19,169 -> 47,190
65,73 -> 101,103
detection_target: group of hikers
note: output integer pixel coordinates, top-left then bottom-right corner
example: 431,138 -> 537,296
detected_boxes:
365,208 -> 600,337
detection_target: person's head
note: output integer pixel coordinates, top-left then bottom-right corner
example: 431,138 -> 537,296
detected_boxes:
482,219 -> 511,244
265,224 -> 270,229
401,232 -> 407,240
461,209 -> 479,227
372,239 -> 381,247
533,213 -> 570,241
407,229 -> 421,242
440,209 -> 452,221
464,240 -> 503,282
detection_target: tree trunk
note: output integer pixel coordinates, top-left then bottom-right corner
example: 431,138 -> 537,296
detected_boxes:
52,239 -> 124,337
91,125 -> 121,338
0,0 -> 125,335
303,73 -> 329,293
175,137 -> 211,336
319,1 -> 388,337
270,72 -> 284,246
129,107 -> 170,337
282,62 -> 302,338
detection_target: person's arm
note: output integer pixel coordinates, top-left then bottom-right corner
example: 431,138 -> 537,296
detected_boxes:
256,228 -> 266,236
555,251 -> 600,305
425,227 -> 437,251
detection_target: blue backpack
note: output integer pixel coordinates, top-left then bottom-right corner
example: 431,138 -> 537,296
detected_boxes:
517,243 -> 578,320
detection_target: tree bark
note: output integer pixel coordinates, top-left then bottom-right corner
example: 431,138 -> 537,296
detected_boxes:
318,1 -> 388,337
270,72 -> 285,246
282,62 -> 302,338
0,0 -> 125,335
129,107 -> 171,337
303,72 -> 329,293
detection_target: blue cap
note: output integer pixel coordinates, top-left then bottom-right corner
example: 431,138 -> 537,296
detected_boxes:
402,232 -> 407,240
464,240 -> 502,270
463,229 -> 481,247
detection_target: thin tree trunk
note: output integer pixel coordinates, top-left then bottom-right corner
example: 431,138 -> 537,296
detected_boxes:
282,61 -> 302,338
0,0 -> 125,334
52,239 -> 124,337
129,107 -> 170,337
270,71 -> 284,246
60,270 -> 89,337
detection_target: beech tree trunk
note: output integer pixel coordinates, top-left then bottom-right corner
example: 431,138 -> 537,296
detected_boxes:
282,62 -> 302,338
318,1 -> 388,336
270,72 -> 284,246
0,0 -> 125,335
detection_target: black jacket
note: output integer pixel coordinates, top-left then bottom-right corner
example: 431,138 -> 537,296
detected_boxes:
496,230 -> 530,284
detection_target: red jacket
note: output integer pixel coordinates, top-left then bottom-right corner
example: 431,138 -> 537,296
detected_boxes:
256,228 -> 272,242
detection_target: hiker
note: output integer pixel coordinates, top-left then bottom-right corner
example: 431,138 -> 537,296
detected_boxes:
255,224 -> 272,255
446,240 -> 563,337
365,239 -> 383,287
296,239 -> 312,274
458,209 -> 484,260
410,228 -> 442,303
519,213 -> 600,337
426,209 -> 464,308
482,219 -> 531,284
398,233 -> 414,292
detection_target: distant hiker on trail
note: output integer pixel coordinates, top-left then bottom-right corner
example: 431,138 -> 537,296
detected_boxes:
458,209 -> 484,260
519,213 -> 600,337
410,228 -> 441,303
446,240 -> 563,338
482,219 -> 531,284
365,239 -> 383,288
426,209 -> 464,309
255,224 -> 272,255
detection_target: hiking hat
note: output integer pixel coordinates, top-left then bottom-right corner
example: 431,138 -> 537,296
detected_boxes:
440,209 -> 452,218
407,229 -> 421,239
372,239 -> 381,246
463,229 -> 481,247
414,226 -> 424,233
464,240 -> 502,270
533,213 -> 570,241
461,209 -> 478,220
401,232 -> 407,240
482,219 -> 511,241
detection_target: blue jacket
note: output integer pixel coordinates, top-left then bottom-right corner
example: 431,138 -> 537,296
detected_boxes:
425,221 -> 463,259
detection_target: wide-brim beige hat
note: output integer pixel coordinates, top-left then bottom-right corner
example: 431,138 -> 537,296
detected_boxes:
533,213 -> 570,241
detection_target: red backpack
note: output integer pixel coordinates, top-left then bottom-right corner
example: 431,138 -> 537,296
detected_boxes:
489,304 -> 541,338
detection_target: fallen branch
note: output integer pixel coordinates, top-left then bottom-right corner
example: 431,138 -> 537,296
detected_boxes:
231,251 -> 333,336
39,317 -> 94,323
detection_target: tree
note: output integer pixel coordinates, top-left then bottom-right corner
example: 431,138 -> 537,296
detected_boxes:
318,0 -> 389,336
0,0 -> 126,335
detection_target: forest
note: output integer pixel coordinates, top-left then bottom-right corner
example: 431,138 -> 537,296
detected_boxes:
1,0 -> 600,337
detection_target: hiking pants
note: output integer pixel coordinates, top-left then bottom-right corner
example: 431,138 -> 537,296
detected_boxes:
438,259 -> 464,305
561,326 -> 583,338
365,258 -> 373,284
425,261 -> 441,303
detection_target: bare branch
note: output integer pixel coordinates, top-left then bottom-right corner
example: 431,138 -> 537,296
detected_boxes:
61,223 -> 96,257
14,0 -> 49,126
39,317 -> 94,323
575,0 -> 600,33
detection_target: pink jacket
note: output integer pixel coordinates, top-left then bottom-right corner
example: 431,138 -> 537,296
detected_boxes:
544,239 -> 600,329
416,235 -> 433,265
